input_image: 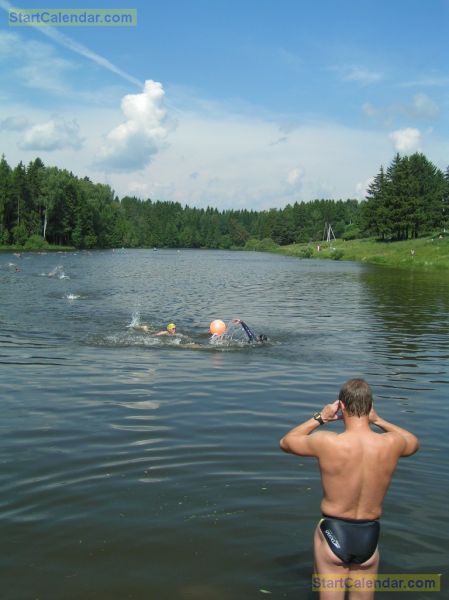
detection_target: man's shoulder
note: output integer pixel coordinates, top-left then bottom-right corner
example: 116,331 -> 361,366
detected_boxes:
377,429 -> 410,450
311,430 -> 340,443
370,428 -> 405,443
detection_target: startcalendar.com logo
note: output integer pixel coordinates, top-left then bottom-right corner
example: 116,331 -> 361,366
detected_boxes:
9,8 -> 137,27
313,573 -> 442,593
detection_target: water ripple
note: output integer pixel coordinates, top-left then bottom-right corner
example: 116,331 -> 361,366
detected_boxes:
0,250 -> 448,599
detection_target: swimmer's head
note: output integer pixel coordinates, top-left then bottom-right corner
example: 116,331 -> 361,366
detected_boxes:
258,334 -> 268,342
338,379 -> 372,417
167,323 -> 176,332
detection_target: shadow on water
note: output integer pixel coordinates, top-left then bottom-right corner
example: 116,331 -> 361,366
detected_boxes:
360,268 -> 449,339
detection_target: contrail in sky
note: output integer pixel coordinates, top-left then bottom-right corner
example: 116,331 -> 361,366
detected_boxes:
0,0 -> 143,89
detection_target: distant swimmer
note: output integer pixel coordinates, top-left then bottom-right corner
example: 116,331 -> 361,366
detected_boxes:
280,379 -> 419,599
131,322 -> 177,336
232,319 -> 268,343
154,323 -> 177,336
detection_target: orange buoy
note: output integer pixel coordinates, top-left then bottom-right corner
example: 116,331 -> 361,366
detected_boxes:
209,319 -> 226,335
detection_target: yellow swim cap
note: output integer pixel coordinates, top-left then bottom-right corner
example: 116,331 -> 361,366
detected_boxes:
167,323 -> 176,331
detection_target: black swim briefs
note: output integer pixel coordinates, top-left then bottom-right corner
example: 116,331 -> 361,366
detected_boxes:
319,514 -> 380,564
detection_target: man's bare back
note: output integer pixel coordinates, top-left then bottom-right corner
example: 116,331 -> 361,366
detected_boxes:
280,379 -> 419,599
312,420 -> 411,519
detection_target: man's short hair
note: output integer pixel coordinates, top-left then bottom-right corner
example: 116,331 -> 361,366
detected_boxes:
339,379 -> 372,417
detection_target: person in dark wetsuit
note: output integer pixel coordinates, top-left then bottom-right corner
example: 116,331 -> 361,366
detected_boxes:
232,319 -> 267,343
280,379 -> 419,600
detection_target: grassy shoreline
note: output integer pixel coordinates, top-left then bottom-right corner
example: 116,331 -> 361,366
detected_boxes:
270,235 -> 449,271
0,245 -> 75,253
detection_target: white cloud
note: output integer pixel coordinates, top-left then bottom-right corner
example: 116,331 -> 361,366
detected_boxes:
363,94 -> 440,127
0,0 -> 141,89
362,103 -> 377,118
389,128 -> 421,153
126,181 -> 150,198
276,47 -> 303,73
0,30 -> 75,94
269,135 -> 288,146
0,30 -> 132,107
339,65 -> 382,84
38,23 -> 142,89
95,80 -> 174,172
19,117 -> 83,151
0,30 -> 16,57
109,108 -> 392,210
0,115 -> 30,131
287,166 -> 305,186
0,93 -> 401,209
356,177 -> 374,197
3,93 -> 435,211
399,76 -> 449,88
412,93 -> 439,118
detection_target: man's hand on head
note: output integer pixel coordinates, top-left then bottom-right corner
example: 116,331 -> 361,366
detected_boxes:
321,400 -> 342,423
369,405 -> 380,424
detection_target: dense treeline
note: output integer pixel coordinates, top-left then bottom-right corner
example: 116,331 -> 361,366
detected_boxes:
0,153 -> 448,250
363,153 -> 449,240
0,155 -> 360,249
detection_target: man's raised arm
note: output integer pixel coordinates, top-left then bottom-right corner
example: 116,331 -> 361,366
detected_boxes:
369,406 -> 420,456
279,400 -> 341,457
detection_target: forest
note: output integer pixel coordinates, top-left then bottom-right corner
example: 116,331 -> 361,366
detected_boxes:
0,153 -> 448,250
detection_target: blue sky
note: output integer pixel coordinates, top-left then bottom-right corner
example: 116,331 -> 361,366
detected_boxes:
1,0 -> 449,210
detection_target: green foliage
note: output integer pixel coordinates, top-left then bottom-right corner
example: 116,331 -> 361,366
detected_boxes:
331,248 -> 344,260
244,237 -> 278,251
300,245 -> 315,258
12,222 -> 28,246
1,153 -> 449,252
2,228 -> 10,245
342,223 -> 361,240
219,235 -> 233,249
279,235 -> 449,270
23,235 -> 50,250
363,153 -> 447,241
244,238 -> 259,250
258,237 -> 278,251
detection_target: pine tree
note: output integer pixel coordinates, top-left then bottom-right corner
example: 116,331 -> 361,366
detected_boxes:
26,157 -> 46,237
11,161 -> 30,244
0,155 -> 12,243
407,153 -> 444,238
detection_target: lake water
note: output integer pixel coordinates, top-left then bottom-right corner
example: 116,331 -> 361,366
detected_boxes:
0,249 -> 448,599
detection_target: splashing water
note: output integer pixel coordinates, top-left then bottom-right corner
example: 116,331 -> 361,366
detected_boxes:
209,321 -> 249,347
127,311 -> 142,328
46,265 -> 69,279
110,315 -> 264,351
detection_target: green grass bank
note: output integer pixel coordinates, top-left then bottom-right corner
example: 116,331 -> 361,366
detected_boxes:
0,244 -> 75,253
263,235 -> 449,271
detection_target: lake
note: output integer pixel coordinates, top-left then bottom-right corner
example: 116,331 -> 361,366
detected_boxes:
0,249 -> 447,599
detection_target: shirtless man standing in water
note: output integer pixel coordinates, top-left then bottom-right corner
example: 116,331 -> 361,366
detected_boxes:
280,379 -> 419,600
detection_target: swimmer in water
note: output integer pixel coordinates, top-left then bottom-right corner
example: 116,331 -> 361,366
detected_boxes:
132,322 -> 177,336
154,323 -> 177,336
232,319 -> 268,343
